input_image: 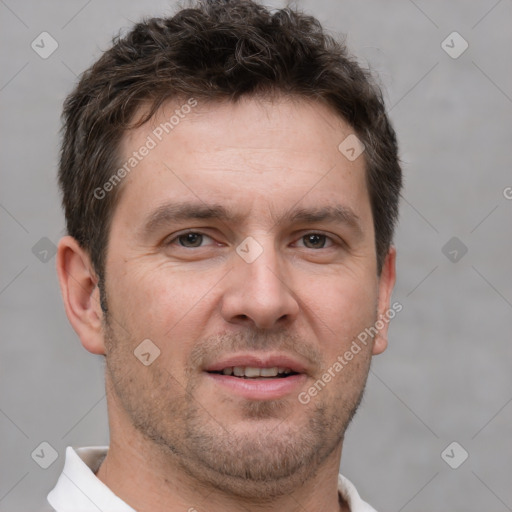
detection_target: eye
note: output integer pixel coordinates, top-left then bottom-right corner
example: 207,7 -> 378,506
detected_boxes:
297,233 -> 334,249
167,231 -> 215,248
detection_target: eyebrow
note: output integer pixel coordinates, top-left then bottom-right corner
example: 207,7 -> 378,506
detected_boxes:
284,205 -> 363,237
140,202 -> 240,237
139,201 -> 363,238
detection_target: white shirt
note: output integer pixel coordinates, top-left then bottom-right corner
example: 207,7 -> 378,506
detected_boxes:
47,446 -> 377,512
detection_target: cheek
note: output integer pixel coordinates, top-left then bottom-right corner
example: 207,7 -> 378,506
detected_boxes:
105,266 -> 217,358
301,271 -> 377,323
109,265 -> 198,317
299,273 -> 378,357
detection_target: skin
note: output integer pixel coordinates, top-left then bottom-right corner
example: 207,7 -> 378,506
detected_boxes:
57,96 -> 396,512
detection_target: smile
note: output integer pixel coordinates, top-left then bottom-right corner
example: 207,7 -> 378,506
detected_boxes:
211,366 -> 297,378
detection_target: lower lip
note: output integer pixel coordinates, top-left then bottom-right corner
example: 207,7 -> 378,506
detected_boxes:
204,372 -> 307,400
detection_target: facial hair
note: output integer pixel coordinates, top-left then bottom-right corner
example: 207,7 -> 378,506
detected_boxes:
103,314 -> 372,500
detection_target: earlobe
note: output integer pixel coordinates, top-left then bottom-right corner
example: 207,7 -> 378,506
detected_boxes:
372,246 -> 397,355
56,236 -> 106,355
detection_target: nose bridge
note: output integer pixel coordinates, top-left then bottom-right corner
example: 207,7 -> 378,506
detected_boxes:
243,238 -> 284,292
221,234 -> 298,329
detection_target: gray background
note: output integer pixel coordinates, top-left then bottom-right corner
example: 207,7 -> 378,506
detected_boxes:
1,0 -> 511,511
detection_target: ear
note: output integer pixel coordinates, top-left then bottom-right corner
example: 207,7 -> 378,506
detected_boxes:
372,246 -> 397,355
56,236 -> 106,355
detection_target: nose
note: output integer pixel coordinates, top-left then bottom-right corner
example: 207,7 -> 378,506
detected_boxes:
220,240 -> 300,330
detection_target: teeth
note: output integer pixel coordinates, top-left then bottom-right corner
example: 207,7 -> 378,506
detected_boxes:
220,366 -> 293,378
233,366 -> 245,377
260,367 -> 278,377
244,366 -> 264,378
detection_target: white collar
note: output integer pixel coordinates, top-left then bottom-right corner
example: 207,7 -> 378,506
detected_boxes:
48,446 -> 377,512
47,446 -> 136,512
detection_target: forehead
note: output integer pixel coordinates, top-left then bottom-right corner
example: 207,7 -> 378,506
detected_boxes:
113,96 -> 372,230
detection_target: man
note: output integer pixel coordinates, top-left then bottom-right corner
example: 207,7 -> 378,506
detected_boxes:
49,0 -> 402,510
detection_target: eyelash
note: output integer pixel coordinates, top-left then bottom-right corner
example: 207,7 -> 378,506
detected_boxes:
165,230 -> 340,249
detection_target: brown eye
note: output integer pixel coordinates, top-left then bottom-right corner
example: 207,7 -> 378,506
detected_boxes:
177,232 -> 204,247
302,234 -> 327,249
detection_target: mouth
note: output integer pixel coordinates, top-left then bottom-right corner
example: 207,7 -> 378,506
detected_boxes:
208,366 -> 299,379
203,354 -> 308,400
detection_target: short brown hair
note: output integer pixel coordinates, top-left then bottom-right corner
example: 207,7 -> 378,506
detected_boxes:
59,0 -> 402,280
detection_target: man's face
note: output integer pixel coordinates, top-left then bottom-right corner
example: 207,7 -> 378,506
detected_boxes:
101,97 -> 393,497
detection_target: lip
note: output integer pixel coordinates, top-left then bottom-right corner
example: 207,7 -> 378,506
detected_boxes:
203,352 -> 309,401
203,353 -> 309,374
205,372 -> 308,400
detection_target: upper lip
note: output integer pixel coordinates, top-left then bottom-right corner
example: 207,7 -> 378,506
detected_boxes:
204,353 -> 309,374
